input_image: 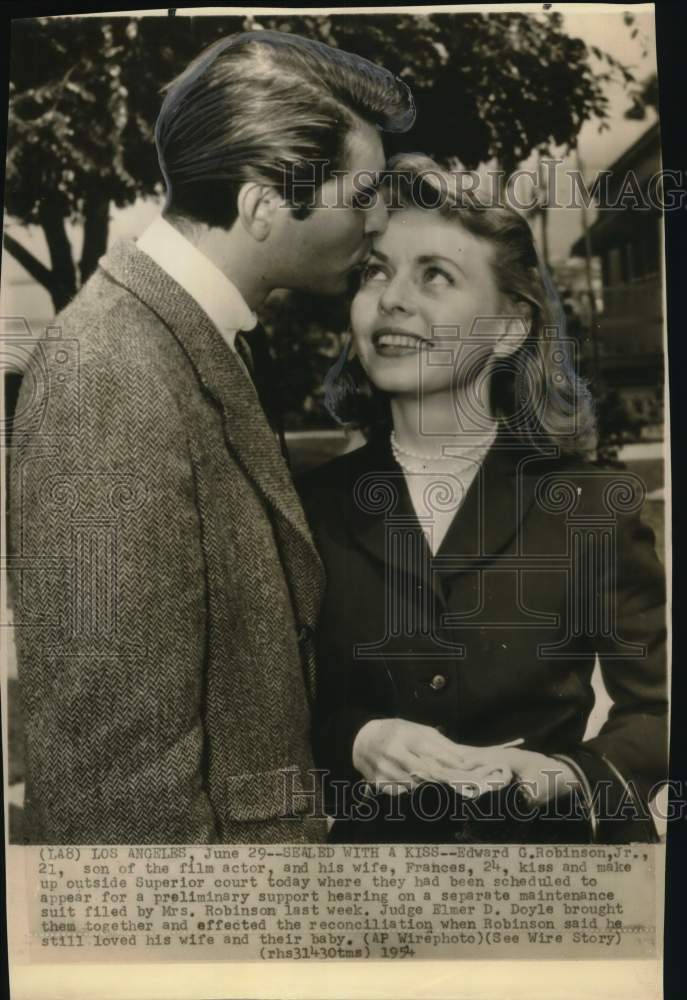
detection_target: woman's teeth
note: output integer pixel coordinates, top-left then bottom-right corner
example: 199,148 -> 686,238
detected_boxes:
376,333 -> 425,349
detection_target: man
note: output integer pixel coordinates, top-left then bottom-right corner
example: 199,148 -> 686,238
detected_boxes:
8,30 -> 414,843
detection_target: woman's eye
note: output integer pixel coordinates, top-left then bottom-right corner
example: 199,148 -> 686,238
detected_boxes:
423,266 -> 454,287
361,264 -> 388,284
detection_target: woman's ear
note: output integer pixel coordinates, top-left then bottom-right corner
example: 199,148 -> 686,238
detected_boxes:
345,331 -> 358,360
236,182 -> 282,241
494,299 -> 532,358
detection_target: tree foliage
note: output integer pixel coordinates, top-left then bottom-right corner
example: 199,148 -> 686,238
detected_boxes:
4,10 -> 635,313
5,13 -> 645,434
624,72 -> 659,120
5,16 -> 244,308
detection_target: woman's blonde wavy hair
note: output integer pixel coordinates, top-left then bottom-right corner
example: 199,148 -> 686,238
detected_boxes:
325,153 -> 597,456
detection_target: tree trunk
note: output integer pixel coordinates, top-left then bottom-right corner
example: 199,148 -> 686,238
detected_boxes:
80,190 -> 110,286
38,201 -> 77,313
2,232 -> 55,296
5,196 -> 110,317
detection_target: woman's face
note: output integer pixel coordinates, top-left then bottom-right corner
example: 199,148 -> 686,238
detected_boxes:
350,207 -> 507,398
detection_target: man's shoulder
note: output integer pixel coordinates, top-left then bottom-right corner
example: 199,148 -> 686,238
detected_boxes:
55,263 -> 172,369
17,261 -> 199,443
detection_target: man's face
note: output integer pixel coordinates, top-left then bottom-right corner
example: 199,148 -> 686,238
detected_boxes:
278,118 -> 388,296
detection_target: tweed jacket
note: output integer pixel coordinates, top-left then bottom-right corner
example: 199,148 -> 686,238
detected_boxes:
300,432 -> 667,843
8,239 -> 326,844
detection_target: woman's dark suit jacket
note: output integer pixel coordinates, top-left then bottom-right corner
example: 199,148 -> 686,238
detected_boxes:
300,430 -> 667,843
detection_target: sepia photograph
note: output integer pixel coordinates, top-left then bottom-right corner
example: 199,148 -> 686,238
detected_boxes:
0,3 -> 676,998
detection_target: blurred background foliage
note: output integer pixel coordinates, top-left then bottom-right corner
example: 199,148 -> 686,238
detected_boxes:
4,11 -> 644,428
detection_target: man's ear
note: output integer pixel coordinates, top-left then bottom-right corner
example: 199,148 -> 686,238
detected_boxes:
493,300 -> 532,358
236,182 -> 282,241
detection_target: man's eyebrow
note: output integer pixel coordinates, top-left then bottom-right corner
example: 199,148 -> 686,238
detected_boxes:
417,253 -> 467,276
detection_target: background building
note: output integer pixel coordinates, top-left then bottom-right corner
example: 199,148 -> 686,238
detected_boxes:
570,122 -> 664,439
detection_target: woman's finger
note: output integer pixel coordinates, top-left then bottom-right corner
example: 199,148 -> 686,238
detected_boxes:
446,764 -> 513,797
412,731 -> 524,769
412,734 -> 473,768
372,755 -> 425,794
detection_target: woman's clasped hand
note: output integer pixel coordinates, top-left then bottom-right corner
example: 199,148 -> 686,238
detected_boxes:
352,718 -> 559,799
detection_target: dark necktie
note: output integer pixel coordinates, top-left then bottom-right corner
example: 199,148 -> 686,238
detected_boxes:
235,323 -> 289,464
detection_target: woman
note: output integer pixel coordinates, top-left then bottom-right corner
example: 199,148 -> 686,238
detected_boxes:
300,155 -> 667,844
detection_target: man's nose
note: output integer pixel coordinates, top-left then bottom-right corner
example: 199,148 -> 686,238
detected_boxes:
363,196 -> 388,238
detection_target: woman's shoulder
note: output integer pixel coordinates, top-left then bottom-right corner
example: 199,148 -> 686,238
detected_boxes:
297,439 -> 384,546
297,437 -> 378,511
525,450 -> 648,511
523,451 -> 659,568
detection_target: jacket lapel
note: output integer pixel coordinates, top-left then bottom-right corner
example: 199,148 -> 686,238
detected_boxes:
346,434 -> 430,584
98,240 -> 324,630
436,434 -> 541,567
346,429 -> 543,583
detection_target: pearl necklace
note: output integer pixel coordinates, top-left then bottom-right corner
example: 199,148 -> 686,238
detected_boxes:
390,430 -> 495,474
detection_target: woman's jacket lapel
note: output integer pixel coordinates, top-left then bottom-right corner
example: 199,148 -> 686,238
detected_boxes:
345,429 -> 543,582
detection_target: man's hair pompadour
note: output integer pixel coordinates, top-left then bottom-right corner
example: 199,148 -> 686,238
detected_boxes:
155,30 -> 416,228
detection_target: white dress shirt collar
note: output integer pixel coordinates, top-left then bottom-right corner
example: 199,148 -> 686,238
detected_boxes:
136,215 -> 257,348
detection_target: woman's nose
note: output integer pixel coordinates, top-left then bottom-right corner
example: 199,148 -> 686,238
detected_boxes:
379,275 -> 413,315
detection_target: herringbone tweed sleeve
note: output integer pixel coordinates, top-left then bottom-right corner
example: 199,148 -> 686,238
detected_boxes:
9,304 -> 219,843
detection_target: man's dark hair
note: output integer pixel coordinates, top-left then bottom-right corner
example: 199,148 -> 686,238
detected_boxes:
155,30 -> 415,228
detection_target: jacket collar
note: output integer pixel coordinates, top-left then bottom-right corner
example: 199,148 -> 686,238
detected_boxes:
98,239 -> 324,629
136,215 -> 258,347
346,427 -> 544,582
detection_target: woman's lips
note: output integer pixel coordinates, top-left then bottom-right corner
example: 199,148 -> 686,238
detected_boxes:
372,329 -> 432,357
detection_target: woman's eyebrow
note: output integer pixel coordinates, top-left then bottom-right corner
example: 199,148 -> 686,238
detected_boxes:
368,248 -> 390,262
417,253 -> 467,277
